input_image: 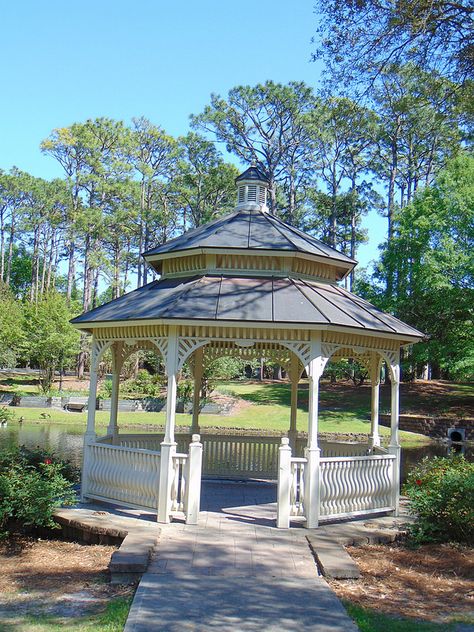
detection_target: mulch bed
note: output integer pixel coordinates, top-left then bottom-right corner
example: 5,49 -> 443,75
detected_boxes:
0,536 -> 134,622
329,542 -> 474,624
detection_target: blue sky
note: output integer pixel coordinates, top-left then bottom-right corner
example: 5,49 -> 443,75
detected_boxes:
0,0 -> 386,268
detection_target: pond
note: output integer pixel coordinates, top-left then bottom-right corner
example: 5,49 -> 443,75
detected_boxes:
0,421 -> 472,484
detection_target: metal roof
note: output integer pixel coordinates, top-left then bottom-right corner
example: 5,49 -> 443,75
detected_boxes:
235,165 -> 268,182
71,274 -> 423,339
143,209 -> 356,266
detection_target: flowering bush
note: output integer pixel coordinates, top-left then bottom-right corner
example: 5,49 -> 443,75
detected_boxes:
0,447 -> 78,536
404,456 -> 474,544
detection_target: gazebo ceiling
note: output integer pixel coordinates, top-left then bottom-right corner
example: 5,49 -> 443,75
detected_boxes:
71,274 -> 423,341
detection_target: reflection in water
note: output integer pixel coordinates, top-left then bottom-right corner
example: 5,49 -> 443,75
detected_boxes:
0,422 -> 472,483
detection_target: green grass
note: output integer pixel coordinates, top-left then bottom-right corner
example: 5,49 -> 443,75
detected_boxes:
8,378 -> 432,447
0,595 -> 132,632
344,602 -> 472,632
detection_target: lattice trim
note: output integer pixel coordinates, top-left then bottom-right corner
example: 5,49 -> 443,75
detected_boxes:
116,338 -> 168,367
177,338 -> 210,371
91,339 -> 114,369
280,341 -> 312,368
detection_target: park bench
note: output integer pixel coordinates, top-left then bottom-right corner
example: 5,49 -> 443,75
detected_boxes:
64,397 -> 88,412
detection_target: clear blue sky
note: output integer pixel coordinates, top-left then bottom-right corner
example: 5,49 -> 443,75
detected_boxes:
0,0 -> 386,268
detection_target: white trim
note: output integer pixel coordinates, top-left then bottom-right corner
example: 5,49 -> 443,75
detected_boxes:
72,318 -> 422,344
144,247 -> 354,272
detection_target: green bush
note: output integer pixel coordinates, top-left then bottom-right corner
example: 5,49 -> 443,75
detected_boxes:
0,446 -> 78,535
0,406 -> 16,423
404,456 -> 474,544
121,369 -> 164,397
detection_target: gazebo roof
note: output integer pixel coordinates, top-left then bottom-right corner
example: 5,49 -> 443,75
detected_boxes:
235,165 -> 268,182
71,274 -> 423,340
143,208 -> 356,267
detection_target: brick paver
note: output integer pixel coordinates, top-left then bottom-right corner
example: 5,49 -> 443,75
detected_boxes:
124,480 -> 358,631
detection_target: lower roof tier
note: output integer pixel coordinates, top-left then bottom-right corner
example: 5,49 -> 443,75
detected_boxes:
71,275 -> 424,341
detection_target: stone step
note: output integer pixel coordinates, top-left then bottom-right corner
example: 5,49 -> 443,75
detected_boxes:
306,534 -> 360,579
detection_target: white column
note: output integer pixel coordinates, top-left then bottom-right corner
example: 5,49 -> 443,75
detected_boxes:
369,352 -> 381,449
191,346 -> 203,434
185,434 -> 203,525
81,337 -> 100,502
288,354 -> 299,448
388,355 -> 401,516
304,332 -> 322,529
107,341 -> 123,440
158,326 -> 179,523
277,437 -> 292,528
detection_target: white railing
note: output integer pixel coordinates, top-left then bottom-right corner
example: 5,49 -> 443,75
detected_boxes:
320,454 -> 396,518
277,438 -> 397,528
83,434 -> 203,524
201,434 -> 281,478
116,434 -> 189,453
85,442 -> 160,510
171,453 -> 188,512
289,457 -> 306,516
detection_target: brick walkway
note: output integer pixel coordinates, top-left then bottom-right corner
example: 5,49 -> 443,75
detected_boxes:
124,480 -> 358,631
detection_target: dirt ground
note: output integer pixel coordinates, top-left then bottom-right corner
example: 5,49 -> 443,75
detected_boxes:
329,542 -> 474,625
0,536 -> 134,625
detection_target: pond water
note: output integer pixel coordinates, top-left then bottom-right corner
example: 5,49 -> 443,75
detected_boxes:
0,421 -> 472,484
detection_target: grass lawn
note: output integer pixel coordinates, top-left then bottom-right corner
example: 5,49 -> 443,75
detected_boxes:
7,379 -> 436,447
344,603 -> 470,632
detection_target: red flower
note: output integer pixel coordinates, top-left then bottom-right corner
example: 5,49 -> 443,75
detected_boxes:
416,479 -> 422,486
44,458 -> 52,465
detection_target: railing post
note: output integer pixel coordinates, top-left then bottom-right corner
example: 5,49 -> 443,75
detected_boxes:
388,446 -> 401,515
389,355 -> 401,516
80,437 -> 94,502
81,337 -> 100,502
185,434 -> 203,525
277,438 -> 292,528
157,441 -> 177,523
304,446 -> 321,529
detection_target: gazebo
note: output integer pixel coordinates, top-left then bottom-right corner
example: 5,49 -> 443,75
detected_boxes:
72,165 -> 423,528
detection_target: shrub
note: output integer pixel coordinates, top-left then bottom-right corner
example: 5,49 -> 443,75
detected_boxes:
177,380 -> 193,407
404,456 -> 474,544
0,446 -> 78,536
0,406 -> 16,423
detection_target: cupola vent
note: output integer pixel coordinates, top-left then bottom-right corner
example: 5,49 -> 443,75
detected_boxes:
235,162 -> 269,212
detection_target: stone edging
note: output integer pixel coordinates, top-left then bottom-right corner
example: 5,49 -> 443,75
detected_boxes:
53,507 -> 160,584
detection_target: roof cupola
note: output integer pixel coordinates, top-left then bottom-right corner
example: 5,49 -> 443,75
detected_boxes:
235,162 -> 269,213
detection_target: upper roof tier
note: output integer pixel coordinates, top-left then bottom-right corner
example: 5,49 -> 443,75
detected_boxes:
235,165 -> 268,182
143,208 -> 357,281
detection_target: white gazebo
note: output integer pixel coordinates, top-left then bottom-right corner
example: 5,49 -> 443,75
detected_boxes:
72,165 -> 423,528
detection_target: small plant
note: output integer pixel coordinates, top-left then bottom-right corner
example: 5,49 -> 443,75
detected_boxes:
404,455 -> 474,544
0,406 -> 15,423
99,378 -> 114,398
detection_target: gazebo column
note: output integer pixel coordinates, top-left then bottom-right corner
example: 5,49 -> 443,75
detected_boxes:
388,355 -> 401,516
368,352 -> 381,449
288,354 -> 299,448
81,337 -> 100,502
191,346 -> 203,434
304,332 -> 323,529
107,341 -> 124,442
158,326 -> 179,523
